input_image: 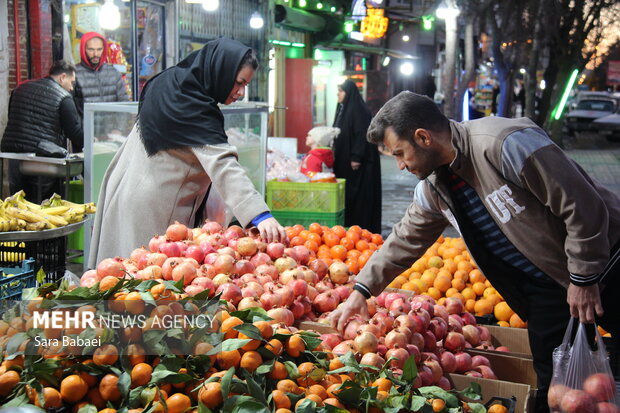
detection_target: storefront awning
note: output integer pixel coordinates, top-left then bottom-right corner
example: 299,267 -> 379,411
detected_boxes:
319,42 -> 418,60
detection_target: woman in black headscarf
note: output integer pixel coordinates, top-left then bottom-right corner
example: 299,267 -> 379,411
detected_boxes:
89,38 -> 286,267
332,79 -> 382,233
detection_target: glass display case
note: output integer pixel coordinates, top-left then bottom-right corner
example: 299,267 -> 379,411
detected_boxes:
82,101 -> 268,268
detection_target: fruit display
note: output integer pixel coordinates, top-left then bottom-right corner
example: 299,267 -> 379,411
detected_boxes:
0,191 -> 96,232
390,236 -> 527,329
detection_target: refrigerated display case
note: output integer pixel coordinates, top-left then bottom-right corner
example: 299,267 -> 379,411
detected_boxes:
82,101 -> 268,269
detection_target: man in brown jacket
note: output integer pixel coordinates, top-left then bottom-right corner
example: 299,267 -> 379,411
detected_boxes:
330,92 -> 620,413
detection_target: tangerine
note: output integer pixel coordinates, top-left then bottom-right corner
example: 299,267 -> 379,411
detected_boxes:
131,363 -> 153,387
220,316 -> 244,339
99,374 -> 122,402
286,334 -> 306,357
268,361 -> 288,380
216,349 -> 241,370
240,351 -> 263,373
93,344 -> 119,366
272,389 -> 291,409
199,382 -> 223,409
166,393 -> 191,413
277,379 -> 301,395
0,370 -> 20,397
60,374 -> 88,403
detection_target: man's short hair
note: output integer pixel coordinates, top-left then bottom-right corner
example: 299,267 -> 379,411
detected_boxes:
49,60 -> 76,77
367,91 -> 450,145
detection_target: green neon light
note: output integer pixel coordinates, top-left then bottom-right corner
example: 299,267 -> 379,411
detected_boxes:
345,21 -> 354,33
317,2 -> 323,9
330,6 -> 336,12
553,69 -> 579,120
292,42 -> 305,47
269,39 -> 305,48
299,0 -> 307,7
422,15 -> 434,31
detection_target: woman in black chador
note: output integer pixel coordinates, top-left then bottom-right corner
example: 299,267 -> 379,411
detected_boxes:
332,79 -> 382,233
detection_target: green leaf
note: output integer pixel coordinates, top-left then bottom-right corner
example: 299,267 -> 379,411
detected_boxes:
456,382 -> 483,400
284,360 -> 300,379
128,386 -> 144,408
383,395 -> 407,413
336,380 -> 364,406
298,331 -> 322,351
418,386 -> 459,407
6,332 -> 28,355
410,395 -> 427,411
36,267 -> 46,283
77,405 -> 98,413
401,355 -> 418,384
338,352 -> 360,369
198,401 -> 214,413
223,395 -> 260,412
468,402 -> 487,413
231,399 -> 270,413
118,371 -> 131,397
135,280 -> 159,292
230,307 -> 272,323
165,328 -> 185,340
255,358 -> 275,375
323,404 -> 350,413
207,338 -> 252,354
233,324 -> 263,341
220,367 -> 235,401
244,374 -> 268,405
0,392 -> 34,408
295,398 -> 318,413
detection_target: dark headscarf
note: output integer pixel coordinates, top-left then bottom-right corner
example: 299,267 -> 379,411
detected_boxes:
333,79 -> 372,131
138,38 -> 251,156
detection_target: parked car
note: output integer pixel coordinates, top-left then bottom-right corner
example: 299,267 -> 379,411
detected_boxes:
593,111 -> 620,141
563,98 -> 617,136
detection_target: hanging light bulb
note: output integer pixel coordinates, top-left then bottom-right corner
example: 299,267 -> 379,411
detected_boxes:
249,11 -> 264,29
202,0 -> 219,12
99,0 -> 121,31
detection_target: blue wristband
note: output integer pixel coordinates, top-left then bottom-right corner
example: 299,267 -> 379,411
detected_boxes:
251,211 -> 273,226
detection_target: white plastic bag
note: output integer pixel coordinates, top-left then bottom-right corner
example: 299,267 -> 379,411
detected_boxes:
548,318 -> 619,412
205,184 -> 233,228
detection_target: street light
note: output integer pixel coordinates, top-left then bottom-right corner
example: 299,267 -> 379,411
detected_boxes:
202,0 -> 219,12
400,62 -> 414,76
99,0 -> 121,30
436,0 -> 460,19
436,0 -> 459,118
249,11 -> 264,29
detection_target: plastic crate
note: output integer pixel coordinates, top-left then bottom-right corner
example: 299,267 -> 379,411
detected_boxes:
0,237 -> 67,283
485,396 -> 517,413
266,179 -> 345,213
272,209 -> 345,227
0,259 -> 36,299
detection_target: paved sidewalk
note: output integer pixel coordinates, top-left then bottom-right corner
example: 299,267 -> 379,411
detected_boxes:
380,132 -> 620,238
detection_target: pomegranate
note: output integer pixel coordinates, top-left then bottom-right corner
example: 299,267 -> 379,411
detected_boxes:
307,285 -> 318,301
184,245 -> 206,264
260,291 -> 281,309
236,237 -> 258,257
275,286 -> 294,307
159,242 -> 182,258
255,264 -> 278,281
216,283 -> 241,305
320,334 -> 343,350
422,330 -> 437,352
267,308 -> 294,326
406,344 -> 421,364
460,312 -> 477,326
454,352 -> 472,373
433,304 -> 449,322
290,300 -> 305,319
560,389 -> 596,413
162,257 -> 184,280
212,273 -> 232,287
440,350 -> 457,373
280,268 -> 303,285
171,262 -> 197,285
184,285 -> 203,296
595,402 -> 620,413
437,376 -> 451,391
266,242 -> 285,260
471,355 -> 491,368
389,298 -> 411,316
213,254 -> 235,274
448,314 -> 464,333
202,220 -> 223,234
385,330 -> 408,349
130,247 -> 149,267
237,297 -> 262,310
231,260 -> 255,277
191,277 -> 215,294
308,259 -> 328,279
80,274 -> 98,288
332,341 -> 354,356
299,266 -> 319,284
357,323 -> 381,338
249,252 -> 271,267
148,235 -> 167,252
313,291 -> 340,313
97,257 -> 125,278
315,279 -> 334,293
224,225 -> 245,241
274,257 -> 297,273
360,352 -> 385,370
342,317 -> 364,341
584,373 -> 617,402
376,292 -> 387,307
462,324 -> 481,347
288,279 -> 308,297
354,331 -> 378,355
423,359 -> 443,384
292,246 -> 311,265
386,347 -> 410,369
548,384 -> 571,410
334,285 -> 352,301
410,332 -> 425,350
328,261 -> 349,284
428,317 -> 448,341
418,365 -> 433,386
384,293 -> 405,309
473,365 -> 498,380
444,331 -> 466,353
444,297 -> 464,315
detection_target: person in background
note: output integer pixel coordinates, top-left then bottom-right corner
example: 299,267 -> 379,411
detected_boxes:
1,60 -> 83,202
332,79 -> 382,233
74,32 -> 129,115
330,92 -> 620,413
300,126 -> 340,175
89,38 -> 286,267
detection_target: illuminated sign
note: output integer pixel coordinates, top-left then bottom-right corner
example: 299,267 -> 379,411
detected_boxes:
360,8 -> 389,39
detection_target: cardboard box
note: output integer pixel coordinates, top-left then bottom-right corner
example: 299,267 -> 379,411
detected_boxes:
295,320 -> 338,335
483,325 -> 532,358
449,373 -> 532,413
465,350 -> 537,388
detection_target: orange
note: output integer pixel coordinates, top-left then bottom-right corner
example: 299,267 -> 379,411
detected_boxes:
296,394 -> 323,408
297,362 -> 322,387
426,287 -> 442,301
432,398 -> 446,412
309,223 -> 323,234
0,370 -> 20,397
323,398 -> 345,408
127,343 -> 147,367
131,363 -> 153,387
33,387 -> 62,408
265,339 -> 283,357
326,383 -> 341,398
276,409 -> 293,413
98,409 -> 117,413
494,301 -> 514,322
433,275 -> 452,293
355,240 -> 369,251
339,238 -> 355,251
465,299 -> 476,313
322,232 -> 340,247
277,379 -> 302,394
240,351 -> 263,373
123,291 -> 145,315
238,331 -> 260,351
487,403 -> 509,413
306,384 -> 328,400
220,316 -> 244,339
474,299 -> 494,316
469,269 -> 485,283
331,225 -> 346,239
217,349 -> 241,370
253,320 -> 273,340
509,313 -> 527,328
60,374 -> 88,403
99,275 -> 120,291
272,389 -> 291,409
370,233 -> 383,244
87,387 -> 106,409
328,358 -> 344,371
269,361 -> 288,380
166,393 -> 191,413
330,245 -> 347,261
286,334 -> 306,358
93,344 -> 119,366
99,374 -> 122,402
199,382 -> 223,409
290,236 -> 305,247
472,282 -> 486,297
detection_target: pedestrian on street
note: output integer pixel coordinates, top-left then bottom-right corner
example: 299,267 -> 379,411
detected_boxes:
300,126 -> 339,175
330,91 -> 620,413
89,38 -> 286,267
332,79 -> 382,233
74,32 -> 129,110
1,60 -> 83,202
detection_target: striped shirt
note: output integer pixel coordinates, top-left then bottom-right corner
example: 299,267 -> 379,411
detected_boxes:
446,168 -> 552,281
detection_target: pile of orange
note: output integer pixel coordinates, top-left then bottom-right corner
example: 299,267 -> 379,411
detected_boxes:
285,223 -> 384,274
388,236 -> 527,329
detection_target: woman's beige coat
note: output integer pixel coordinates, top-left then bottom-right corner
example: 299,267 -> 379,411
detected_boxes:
88,125 -> 269,267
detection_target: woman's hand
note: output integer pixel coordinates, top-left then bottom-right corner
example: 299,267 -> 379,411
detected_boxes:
257,217 -> 287,243
329,290 -> 369,332
351,161 -> 361,171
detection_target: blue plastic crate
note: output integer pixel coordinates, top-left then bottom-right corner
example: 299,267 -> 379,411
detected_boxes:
0,259 -> 36,300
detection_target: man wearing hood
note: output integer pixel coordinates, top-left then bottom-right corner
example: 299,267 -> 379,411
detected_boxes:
74,32 -> 129,113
